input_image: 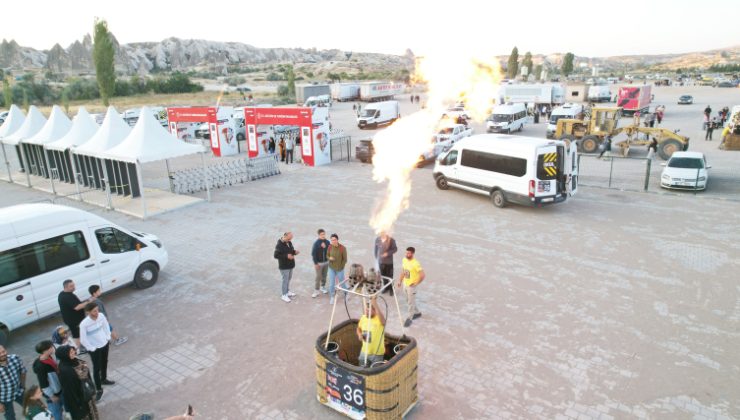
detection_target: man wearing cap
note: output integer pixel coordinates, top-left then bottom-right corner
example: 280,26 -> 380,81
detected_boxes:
396,247 -> 425,327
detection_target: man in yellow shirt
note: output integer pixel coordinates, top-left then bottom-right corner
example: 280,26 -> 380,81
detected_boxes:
356,298 -> 386,367
396,247 -> 425,327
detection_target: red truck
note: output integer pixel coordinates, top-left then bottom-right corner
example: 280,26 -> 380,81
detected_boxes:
617,85 -> 652,116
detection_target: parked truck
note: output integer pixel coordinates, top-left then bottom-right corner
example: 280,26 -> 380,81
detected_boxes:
587,85 -> 612,102
295,84 -> 331,105
499,83 -> 565,107
330,83 -> 360,102
617,85 -> 651,116
357,100 -> 400,129
359,82 -> 405,102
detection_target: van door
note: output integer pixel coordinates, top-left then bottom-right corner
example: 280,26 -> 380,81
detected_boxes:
0,274 -> 38,331
2,230 -> 100,324
567,141 -> 579,195
535,146 -> 560,201
93,226 -> 143,291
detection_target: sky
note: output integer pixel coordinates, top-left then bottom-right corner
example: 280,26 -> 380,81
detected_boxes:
2,0 -> 738,58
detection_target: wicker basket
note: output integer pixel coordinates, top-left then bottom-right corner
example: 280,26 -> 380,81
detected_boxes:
315,319 -> 418,419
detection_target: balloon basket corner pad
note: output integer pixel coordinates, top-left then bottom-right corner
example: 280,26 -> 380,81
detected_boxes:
315,319 -> 418,419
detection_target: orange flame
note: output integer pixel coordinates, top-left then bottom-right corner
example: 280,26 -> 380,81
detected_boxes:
369,53 -> 503,234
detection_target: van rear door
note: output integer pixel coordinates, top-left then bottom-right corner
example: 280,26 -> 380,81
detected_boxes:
534,146 -> 562,202
565,140 -> 579,195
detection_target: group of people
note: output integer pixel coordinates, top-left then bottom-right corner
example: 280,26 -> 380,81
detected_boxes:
409,95 -> 421,104
0,280 -> 127,420
274,230 -> 426,328
703,105 -> 730,141
268,133 -> 300,164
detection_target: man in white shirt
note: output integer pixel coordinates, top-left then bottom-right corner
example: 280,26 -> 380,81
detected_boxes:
79,302 -> 114,399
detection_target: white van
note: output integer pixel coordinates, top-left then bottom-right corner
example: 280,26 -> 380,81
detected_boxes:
486,103 -> 528,134
432,134 -> 579,208
0,204 -> 168,343
546,103 -> 584,138
357,100 -> 400,129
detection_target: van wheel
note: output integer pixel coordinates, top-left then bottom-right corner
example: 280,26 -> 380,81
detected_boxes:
134,262 -> 159,289
435,176 -> 449,190
491,190 -> 506,208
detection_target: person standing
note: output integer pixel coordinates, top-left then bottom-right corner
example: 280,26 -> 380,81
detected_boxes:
268,137 -> 276,155
311,229 -> 331,298
274,232 -> 299,303
396,247 -> 425,328
278,137 -> 286,162
706,117 -> 716,141
55,346 -> 99,418
32,341 -> 63,420
646,138 -> 658,160
0,345 -> 26,420
656,108 -> 664,124
57,280 -> 91,352
88,285 -> 128,346
285,136 -> 294,164
703,105 -> 712,130
79,302 -> 114,400
598,138 -> 612,159
326,234 -> 347,305
373,232 -> 397,296
355,298 -> 386,367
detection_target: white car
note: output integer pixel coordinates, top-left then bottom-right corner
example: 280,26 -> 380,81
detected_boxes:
660,151 -> 710,190
441,106 -> 469,121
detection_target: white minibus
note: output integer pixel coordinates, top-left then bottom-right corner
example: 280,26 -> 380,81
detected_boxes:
432,135 -> 579,208
0,204 -> 168,344
486,103 -> 528,134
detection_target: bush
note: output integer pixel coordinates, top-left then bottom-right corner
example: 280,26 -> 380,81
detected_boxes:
266,72 -> 284,81
148,72 -> 203,94
225,76 -> 247,86
65,78 -> 100,101
277,85 -> 290,97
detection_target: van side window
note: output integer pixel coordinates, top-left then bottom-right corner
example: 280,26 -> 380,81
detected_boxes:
445,150 -> 458,165
460,150 -> 526,177
95,228 -> 143,254
0,231 -> 90,287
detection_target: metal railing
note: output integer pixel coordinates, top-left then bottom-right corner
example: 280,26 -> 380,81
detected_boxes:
330,136 -> 353,162
578,154 -> 654,192
171,155 -> 281,194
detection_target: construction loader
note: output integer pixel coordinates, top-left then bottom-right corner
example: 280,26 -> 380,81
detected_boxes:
555,106 -> 690,160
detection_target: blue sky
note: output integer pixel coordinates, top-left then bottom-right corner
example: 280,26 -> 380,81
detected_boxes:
2,0 -> 738,57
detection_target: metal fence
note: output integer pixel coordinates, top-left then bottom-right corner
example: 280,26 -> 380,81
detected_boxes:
171,155 -> 280,194
578,154 -> 654,192
330,136 -> 353,162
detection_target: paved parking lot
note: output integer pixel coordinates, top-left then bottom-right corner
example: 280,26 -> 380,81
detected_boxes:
1,84 -> 739,419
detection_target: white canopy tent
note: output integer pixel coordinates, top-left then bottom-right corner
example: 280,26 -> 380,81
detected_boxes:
72,106 -> 131,194
102,106 -> 208,216
0,105 -> 25,183
1,106 -> 47,184
45,107 -> 99,193
22,106 -> 72,192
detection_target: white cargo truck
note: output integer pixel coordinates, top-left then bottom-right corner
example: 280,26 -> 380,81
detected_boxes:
587,85 -> 612,102
295,84 -> 331,104
357,101 -> 400,129
359,82 -> 405,102
500,84 -> 565,107
330,83 -> 360,102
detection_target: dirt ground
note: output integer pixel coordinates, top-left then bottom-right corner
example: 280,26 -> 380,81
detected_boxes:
1,84 -> 739,419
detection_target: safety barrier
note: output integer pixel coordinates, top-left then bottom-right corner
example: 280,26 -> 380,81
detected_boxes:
171,155 -> 281,194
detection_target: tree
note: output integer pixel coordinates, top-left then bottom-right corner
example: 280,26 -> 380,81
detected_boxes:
3,78 -> 11,108
561,52 -> 575,77
277,85 -> 290,97
286,65 -> 296,98
507,47 -> 519,79
61,89 -> 70,115
22,89 -> 29,111
93,18 -> 116,106
534,64 -> 543,81
521,52 -> 533,76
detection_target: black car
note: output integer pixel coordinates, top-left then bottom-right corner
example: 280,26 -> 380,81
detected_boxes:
355,139 -> 375,163
678,95 -> 693,105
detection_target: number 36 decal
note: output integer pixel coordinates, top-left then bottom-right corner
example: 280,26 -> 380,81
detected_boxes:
342,385 -> 364,406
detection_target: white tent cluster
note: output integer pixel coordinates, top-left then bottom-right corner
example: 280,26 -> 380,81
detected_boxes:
0,105 -> 206,209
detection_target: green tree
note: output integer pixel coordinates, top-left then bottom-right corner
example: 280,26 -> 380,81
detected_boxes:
3,78 -> 12,108
286,65 -> 296,98
561,52 -> 575,77
92,18 -> 116,106
22,89 -> 29,111
61,89 -> 70,115
521,52 -> 533,76
534,64 -> 543,80
507,47 -> 519,79
277,85 -> 290,97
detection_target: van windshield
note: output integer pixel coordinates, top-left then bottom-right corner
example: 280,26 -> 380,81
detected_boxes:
549,115 -> 569,125
491,114 -> 512,123
360,109 -> 376,118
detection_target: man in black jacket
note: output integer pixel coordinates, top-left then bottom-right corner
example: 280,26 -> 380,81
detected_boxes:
57,279 -> 91,351
274,232 -> 299,303
374,232 -> 398,296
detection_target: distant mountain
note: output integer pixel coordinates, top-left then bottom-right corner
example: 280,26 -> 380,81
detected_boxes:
0,35 -> 413,77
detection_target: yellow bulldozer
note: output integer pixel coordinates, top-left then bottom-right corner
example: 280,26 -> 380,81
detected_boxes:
554,106 -> 690,160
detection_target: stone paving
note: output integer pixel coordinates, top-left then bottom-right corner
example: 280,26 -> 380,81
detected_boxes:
1,85 -> 739,419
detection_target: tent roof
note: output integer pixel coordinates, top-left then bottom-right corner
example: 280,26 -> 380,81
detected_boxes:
1,106 -> 47,146
103,106 -> 205,163
25,106 -> 72,145
0,105 -> 25,138
73,106 -> 131,157
45,107 -> 99,152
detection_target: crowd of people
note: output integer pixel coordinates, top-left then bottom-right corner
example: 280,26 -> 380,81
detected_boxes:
0,279 -> 192,420
274,229 -> 426,330
703,105 -> 730,141
267,131 -> 301,164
